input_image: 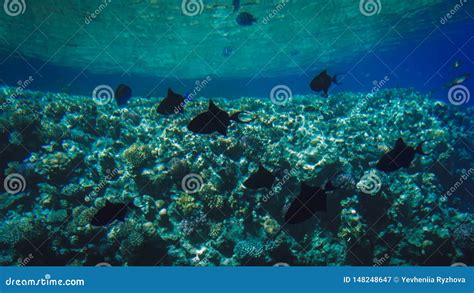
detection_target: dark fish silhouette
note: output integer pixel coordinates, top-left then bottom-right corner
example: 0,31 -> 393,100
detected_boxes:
310,70 -> 341,96
284,181 -> 335,224
243,164 -> 275,190
223,47 -> 233,57
91,201 -> 132,226
187,100 -> 254,136
236,12 -> 257,26
157,88 -> 185,115
376,138 -> 428,172
233,0 -> 240,12
115,84 -> 132,107
444,73 -> 470,88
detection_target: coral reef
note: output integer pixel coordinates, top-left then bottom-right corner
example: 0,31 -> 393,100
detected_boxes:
0,88 -> 473,266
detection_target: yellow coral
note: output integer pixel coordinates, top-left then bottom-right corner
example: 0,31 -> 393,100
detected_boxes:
204,194 -> 224,210
123,144 -> 152,169
209,222 -> 223,238
262,216 -> 279,236
175,194 -> 200,215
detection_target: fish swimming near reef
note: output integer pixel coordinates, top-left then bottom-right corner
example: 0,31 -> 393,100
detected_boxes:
310,70 -> 342,96
187,100 -> 254,136
243,164 -> 276,190
444,73 -> 470,88
115,84 -> 133,107
284,181 -> 335,224
157,88 -> 185,115
236,12 -> 257,26
91,201 -> 133,226
376,138 -> 428,172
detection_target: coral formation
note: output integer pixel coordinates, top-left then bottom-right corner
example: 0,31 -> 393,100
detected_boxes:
0,88 -> 473,266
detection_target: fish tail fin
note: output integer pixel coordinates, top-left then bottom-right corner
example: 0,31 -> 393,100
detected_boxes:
230,111 -> 256,123
332,73 -> 343,85
324,180 -> 336,191
416,141 -> 429,155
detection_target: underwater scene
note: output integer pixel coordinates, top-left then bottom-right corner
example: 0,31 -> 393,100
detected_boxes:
0,0 -> 473,267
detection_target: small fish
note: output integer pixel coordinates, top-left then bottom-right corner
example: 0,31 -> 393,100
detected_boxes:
310,70 -> 341,97
376,138 -> 428,172
157,88 -> 185,115
284,181 -> 335,224
453,60 -> 461,69
90,201 -> 133,226
233,0 -> 240,12
444,73 -> 470,88
236,12 -> 257,26
114,84 -> 132,107
187,100 -> 254,136
222,47 -> 233,57
243,164 -> 276,190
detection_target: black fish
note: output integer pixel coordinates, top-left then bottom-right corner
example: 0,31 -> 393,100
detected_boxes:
232,0 -> 240,12
376,138 -> 428,172
187,100 -> 254,136
284,181 -> 335,224
91,201 -> 132,226
309,70 -> 341,96
157,88 -> 185,115
236,12 -> 257,26
243,164 -> 275,190
115,84 -> 132,107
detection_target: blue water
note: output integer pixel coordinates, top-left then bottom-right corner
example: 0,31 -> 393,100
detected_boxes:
1,18 -> 473,106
